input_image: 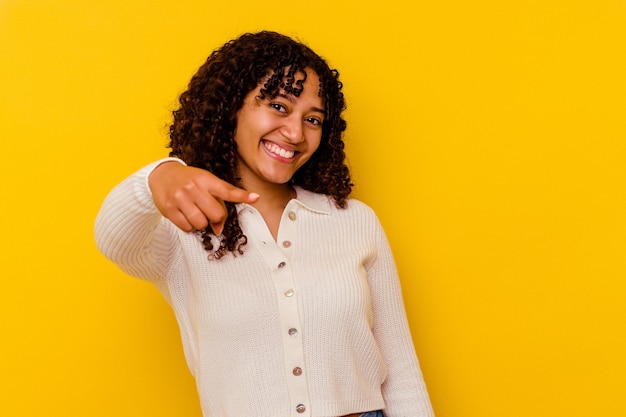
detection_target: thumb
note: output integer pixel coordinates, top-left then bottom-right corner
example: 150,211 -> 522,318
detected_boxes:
210,221 -> 225,236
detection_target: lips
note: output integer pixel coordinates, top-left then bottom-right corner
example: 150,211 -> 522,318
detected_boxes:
263,140 -> 296,159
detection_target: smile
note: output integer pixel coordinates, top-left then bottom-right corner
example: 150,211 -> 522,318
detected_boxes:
263,141 -> 296,159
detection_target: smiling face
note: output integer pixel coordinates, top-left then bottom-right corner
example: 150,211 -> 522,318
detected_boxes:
233,69 -> 325,190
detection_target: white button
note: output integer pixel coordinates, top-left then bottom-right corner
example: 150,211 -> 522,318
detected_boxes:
288,211 -> 297,221
282,240 -> 292,248
288,328 -> 298,337
284,289 -> 295,297
296,404 -> 306,413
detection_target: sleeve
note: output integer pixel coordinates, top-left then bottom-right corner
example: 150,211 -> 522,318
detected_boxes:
94,158 -> 185,282
366,215 -> 435,417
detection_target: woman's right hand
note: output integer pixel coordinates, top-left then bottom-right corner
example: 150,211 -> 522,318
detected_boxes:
148,161 -> 259,234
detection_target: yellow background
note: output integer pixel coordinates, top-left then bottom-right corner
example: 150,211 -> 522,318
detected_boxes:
1,1 -> 625,416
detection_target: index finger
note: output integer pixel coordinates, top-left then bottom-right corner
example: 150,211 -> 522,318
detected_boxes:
204,177 -> 260,204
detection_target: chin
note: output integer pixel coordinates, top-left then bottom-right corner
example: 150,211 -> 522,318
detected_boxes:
269,176 -> 295,185
261,170 -> 298,185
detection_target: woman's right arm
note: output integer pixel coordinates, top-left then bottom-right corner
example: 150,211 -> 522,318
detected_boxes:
94,159 -> 259,280
94,159 -> 184,281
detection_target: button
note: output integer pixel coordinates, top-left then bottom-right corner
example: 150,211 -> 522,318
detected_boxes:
288,328 -> 298,337
278,262 -> 286,268
284,289 -> 295,297
288,211 -> 297,221
292,367 -> 303,376
282,240 -> 292,248
296,404 -> 306,413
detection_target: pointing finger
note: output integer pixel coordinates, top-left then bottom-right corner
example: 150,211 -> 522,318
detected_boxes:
205,178 -> 260,204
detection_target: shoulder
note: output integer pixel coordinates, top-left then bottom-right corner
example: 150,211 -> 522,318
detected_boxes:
343,197 -> 375,214
341,198 -> 384,232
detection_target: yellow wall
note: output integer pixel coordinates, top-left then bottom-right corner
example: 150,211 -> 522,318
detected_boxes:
1,1 -> 625,416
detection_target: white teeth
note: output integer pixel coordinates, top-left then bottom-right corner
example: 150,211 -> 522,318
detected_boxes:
264,142 -> 295,159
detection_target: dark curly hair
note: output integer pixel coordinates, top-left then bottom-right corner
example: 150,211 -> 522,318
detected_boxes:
168,31 -> 352,259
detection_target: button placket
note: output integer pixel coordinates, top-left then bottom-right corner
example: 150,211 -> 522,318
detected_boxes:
272,205 -> 310,416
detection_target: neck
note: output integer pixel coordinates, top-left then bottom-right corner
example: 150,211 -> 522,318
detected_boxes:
251,183 -> 295,211
240,181 -> 295,241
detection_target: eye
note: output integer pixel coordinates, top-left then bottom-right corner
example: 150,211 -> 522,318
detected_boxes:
270,102 -> 287,113
305,116 -> 323,126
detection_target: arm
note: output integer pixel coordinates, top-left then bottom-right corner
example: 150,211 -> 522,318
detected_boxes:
94,158 -> 182,281
367,219 -> 435,417
94,158 -> 259,280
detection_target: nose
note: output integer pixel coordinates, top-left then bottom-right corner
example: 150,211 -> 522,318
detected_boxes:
279,115 -> 304,144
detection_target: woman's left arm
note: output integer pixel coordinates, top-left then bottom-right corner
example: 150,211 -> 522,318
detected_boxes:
367,216 -> 436,417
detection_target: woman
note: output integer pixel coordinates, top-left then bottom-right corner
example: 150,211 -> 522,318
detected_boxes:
95,31 -> 434,417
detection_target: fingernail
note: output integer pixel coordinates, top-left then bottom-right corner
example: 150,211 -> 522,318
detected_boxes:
249,192 -> 260,200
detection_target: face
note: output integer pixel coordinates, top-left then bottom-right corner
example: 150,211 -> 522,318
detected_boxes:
233,69 -> 324,190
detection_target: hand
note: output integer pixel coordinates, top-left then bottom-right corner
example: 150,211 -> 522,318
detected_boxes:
148,161 -> 259,234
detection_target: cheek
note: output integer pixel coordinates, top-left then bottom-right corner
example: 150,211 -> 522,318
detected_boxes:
234,106 -> 270,143
308,132 -> 323,153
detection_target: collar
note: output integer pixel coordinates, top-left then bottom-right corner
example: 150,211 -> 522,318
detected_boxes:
236,186 -> 332,215
291,186 -> 332,214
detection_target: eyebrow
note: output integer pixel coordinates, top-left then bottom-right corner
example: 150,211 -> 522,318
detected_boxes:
278,93 -> 325,115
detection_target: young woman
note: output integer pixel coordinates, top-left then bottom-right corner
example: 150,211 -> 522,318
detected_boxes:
95,31 -> 434,417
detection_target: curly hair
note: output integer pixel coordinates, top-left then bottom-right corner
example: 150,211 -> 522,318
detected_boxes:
168,31 -> 352,259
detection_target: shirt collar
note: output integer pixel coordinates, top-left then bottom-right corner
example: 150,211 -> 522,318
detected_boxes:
236,186 -> 331,215
291,186 -> 332,214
